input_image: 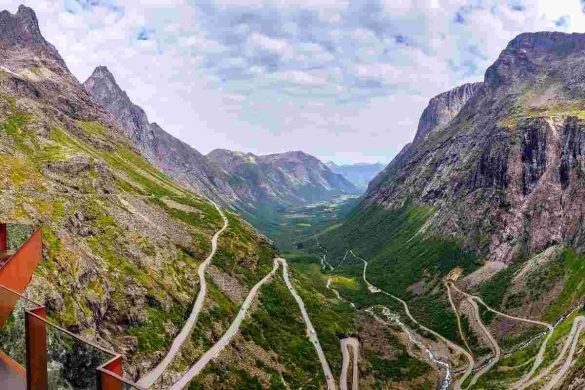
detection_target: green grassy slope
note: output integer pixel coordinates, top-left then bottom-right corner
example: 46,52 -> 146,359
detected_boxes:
0,96 -> 277,379
310,202 -> 478,343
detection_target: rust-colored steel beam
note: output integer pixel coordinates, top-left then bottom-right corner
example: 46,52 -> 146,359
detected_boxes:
97,355 -> 123,390
0,229 -> 42,327
25,307 -> 48,390
0,223 -> 6,252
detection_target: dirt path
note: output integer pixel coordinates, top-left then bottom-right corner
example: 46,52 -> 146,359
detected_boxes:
354,251 -> 473,390
137,202 -> 228,388
445,282 -> 472,353
339,337 -> 359,390
169,259 -> 281,389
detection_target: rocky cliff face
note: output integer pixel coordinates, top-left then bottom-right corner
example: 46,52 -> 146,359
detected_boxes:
0,5 -> 66,69
413,82 -> 483,144
364,31 -> 585,264
208,149 -> 358,205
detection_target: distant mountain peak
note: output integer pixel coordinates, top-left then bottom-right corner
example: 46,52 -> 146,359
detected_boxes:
91,65 -> 116,80
0,5 -> 66,67
84,66 -> 131,104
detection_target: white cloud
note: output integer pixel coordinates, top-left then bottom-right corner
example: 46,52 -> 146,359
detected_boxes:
246,32 -> 294,58
272,70 -> 329,86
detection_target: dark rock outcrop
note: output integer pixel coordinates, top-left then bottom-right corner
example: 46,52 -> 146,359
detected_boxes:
560,117 -> 585,189
0,5 -> 66,68
521,118 -> 548,195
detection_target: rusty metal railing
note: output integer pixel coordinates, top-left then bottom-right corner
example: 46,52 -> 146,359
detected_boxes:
0,223 -> 145,389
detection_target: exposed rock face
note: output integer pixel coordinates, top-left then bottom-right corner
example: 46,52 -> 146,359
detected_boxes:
0,5 -> 66,68
208,149 -> 358,205
83,66 -> 240,204
413,82 -> 482,144
364,31 -> 585,263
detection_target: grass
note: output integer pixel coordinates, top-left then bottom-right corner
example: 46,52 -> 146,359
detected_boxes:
287,263 -> 357,377
128,304 -> 190,354
544,248 -> 585,321
240,275 -> 325,389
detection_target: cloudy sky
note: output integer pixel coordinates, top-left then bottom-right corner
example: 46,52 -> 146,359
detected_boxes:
8,1 -> 585,163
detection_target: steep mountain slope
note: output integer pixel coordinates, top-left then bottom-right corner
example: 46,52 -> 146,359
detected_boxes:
208,149 -> 358,207
82,66 -> 244,206
413,82 -> 483,144
314,31 -> 585,389
326,161 -> 385,190
0,4 -> 280,383
366,32 -> 585,263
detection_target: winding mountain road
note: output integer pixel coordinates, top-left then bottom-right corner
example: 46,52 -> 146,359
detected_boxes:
446,282 -> 472,353
518,315 -> 585,390
169,259 -> 281,389
339,337 -> 359,390
169,257 -> 337,389
353,251 -> 474,390
465,297 -> 501,387
279,258 -> 337,390
137,201 -> 229,388
447,282 -> 554,389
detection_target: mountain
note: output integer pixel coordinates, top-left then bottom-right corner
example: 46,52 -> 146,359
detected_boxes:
208,149 -> 359,206
366,32 -> 585,262
82,66 -> 243,206
413,82 -> 483,144
84,68 -> 358,224
326,161 -> 385,190
314,31 -> 585,389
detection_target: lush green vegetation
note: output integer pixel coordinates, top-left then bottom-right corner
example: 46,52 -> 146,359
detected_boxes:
128,303 -> 189,354
366,348 -> 431,382
286,262 -> 357,376
244,195 -> 360,252
213,212 -> 278,288
187,364 -> 264,389
544,248 -> 585,321
240,275 -> 325,388
308,202 -> 478,342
